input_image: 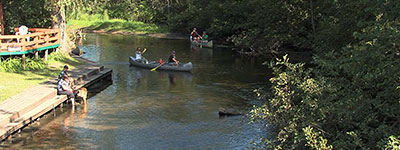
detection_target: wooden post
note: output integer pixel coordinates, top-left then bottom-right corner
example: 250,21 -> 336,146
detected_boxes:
20,35 -> 26,51
44,49 -> 48,61
34,35 -> 39,47
34,51 -> 38,59
22,54 -> 26,70
45,33 -> 49,45
53,104 -> 56,117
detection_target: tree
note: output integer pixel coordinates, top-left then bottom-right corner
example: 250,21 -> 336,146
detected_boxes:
51,0 -> 72,52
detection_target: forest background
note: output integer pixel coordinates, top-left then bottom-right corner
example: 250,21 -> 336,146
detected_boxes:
1,0 -> 399,149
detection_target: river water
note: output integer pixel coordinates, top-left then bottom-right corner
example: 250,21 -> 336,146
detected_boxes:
3,33 -> 271,149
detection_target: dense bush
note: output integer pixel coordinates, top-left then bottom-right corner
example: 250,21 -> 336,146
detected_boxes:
251,10 -> 400,149
2,0 -> 53,34
3,0 -> 400,149
0,57 -> 47,73
48,51 -> 72,62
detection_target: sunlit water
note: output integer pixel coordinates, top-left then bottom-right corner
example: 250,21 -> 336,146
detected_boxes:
3,34 -> 271,149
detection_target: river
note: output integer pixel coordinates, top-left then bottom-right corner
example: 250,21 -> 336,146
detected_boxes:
3,33 -> 271,149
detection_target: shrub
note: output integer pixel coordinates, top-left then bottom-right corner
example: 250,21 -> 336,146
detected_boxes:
48,52 -> 71,62
0,57 -> 47,73
0,58 -> 23,72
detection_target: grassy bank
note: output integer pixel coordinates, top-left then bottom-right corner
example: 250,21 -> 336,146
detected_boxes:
0,53 -> 86,102
68,18 -> 169,34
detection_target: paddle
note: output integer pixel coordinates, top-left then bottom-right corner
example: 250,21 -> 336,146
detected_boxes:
142,48 -> 147,54
151,62 -> 164,71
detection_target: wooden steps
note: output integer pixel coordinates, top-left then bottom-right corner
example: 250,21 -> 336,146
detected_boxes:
0,62 -> 112,141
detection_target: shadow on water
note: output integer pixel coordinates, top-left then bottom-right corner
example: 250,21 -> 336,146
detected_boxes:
5,33 -> 271,149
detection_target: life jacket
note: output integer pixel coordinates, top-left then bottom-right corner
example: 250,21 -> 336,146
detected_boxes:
192,31 -> 198,37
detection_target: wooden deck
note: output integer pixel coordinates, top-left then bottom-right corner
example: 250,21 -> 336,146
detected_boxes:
0,28 -> 60,56
0,57 -> 112,141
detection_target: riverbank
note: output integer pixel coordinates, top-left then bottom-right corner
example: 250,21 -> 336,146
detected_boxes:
0,53 -> 86,102
0,56 -> 112,141
68,19 -> 188,40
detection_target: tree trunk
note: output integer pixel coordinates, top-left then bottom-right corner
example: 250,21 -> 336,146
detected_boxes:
310,0 -> 316,35
52,0 -> 71,53
0,0 -> 4,35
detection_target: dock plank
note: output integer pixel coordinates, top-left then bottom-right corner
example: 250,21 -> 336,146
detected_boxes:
0,61 -> 112,141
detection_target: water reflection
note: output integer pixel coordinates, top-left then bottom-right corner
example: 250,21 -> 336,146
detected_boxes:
6,33 -> 270,149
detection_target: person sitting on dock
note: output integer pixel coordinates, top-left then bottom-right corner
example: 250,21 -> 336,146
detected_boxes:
168,51 -> 179,66
58,65 -> 74,87
58,74 -> 76,106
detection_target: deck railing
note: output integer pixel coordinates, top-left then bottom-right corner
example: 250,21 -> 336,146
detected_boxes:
0,28 -> 60,52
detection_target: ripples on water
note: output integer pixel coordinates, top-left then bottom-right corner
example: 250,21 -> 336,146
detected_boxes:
3,34 -> 271,149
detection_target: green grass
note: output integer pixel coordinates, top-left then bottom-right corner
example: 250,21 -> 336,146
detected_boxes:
68,18 -> 169,34
0,52 -> 86,102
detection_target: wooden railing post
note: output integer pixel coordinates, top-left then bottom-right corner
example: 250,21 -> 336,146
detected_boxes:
20,35 -> 26,51
22,54 -> 26,70
44,50 -> 48,61
45,33 -> 49,45
34,34 -> 39,47
34,51 -> 38,59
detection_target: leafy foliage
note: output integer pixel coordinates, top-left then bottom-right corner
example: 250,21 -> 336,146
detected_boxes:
2,0 -> 53,34
251,1 -> 400,148
3,0 -> 400,149
0,57 -> 47,73
385,136 -> 400,150
48,51 -> 71,62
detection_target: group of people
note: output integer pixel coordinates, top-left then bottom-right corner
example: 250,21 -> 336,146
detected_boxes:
57,65 -> 76,106
190,28 -> 208,42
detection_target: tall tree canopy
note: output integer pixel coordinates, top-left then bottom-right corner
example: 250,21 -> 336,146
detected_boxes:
2,0 -> 400,149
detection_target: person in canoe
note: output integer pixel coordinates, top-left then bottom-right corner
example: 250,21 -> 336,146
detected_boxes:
135,47 -> 148,63
168,51 -> 179,66
190,28 -> 200,41
135,47 -> 142,59
201,31 -> 208,42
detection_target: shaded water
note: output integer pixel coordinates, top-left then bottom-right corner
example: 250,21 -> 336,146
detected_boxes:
3,34 -> 271,149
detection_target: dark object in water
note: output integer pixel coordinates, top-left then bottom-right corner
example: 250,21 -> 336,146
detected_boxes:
218,107 -> 243,116
72,47 -> 84,56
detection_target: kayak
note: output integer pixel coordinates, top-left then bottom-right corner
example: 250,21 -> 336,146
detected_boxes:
191,40 -> 213,48
129,56 -> 193,72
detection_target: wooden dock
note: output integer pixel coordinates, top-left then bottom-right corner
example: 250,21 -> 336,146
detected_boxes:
0,57 -> 112,141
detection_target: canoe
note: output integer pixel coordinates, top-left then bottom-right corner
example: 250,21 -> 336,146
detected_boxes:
191,40 -> 213,48
129,56 -> 193,72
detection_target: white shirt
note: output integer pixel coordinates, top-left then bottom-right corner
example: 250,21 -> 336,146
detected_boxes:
58,79 -> 69,92
136,53 -> 142,60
